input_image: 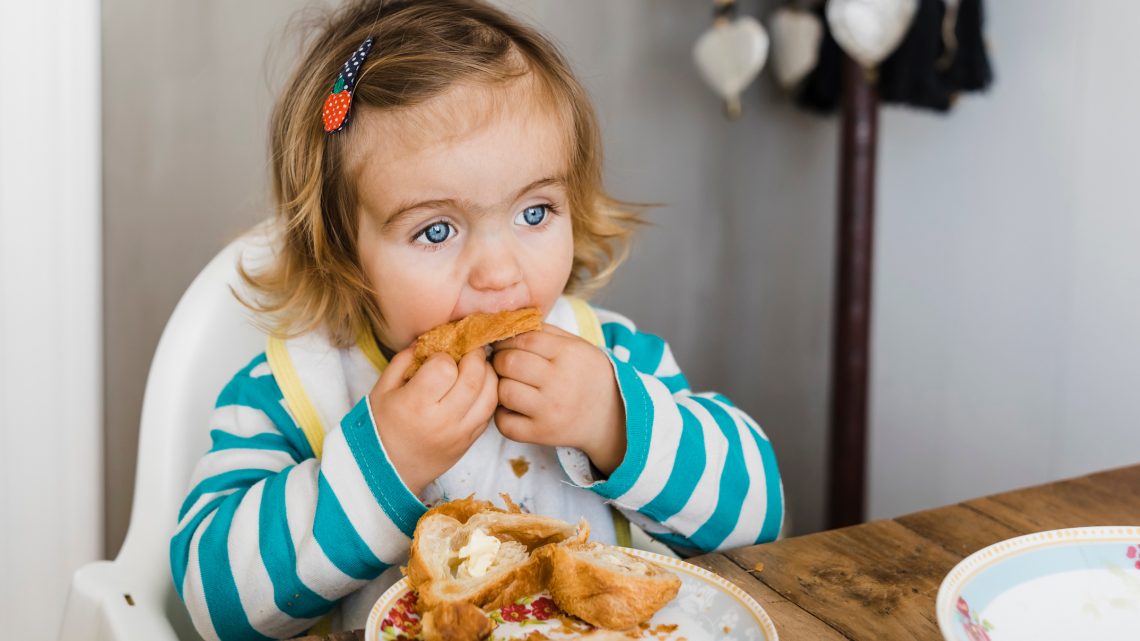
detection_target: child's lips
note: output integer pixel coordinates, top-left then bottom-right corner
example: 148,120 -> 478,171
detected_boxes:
451,300 -> 533,321
450,308 -> 528,323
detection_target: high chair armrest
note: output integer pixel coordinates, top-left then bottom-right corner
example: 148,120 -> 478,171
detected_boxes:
60,560 -> 198,641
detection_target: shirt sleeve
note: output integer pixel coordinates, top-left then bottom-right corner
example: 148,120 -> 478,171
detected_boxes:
169,353 -> 426,641
558,307 -> 785,555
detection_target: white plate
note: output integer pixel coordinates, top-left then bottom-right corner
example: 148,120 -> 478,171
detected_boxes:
936,526 -> 1140,641
365,548 -> 778,640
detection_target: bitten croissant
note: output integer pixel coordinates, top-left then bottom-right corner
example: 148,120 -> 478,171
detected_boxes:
402,497 -> 681,633
403,497 -> 587,613
404,307 -> 543,380
546,541 -> 682,630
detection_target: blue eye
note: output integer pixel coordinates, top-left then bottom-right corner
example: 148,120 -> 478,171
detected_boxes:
516,205 -> 549,227
415,221 -> 454,245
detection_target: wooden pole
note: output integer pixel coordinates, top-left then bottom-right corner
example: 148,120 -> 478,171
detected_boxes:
827,56 -> 879,529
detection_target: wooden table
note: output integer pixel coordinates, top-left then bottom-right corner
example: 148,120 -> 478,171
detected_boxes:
695,464 -> 1140,640
299,464 -> 1140,641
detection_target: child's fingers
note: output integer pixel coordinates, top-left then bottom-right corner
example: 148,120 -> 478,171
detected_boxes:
460,360 -> 498,435
494,326 -> 562,359
439,349 -> 488,413
405,352 -> 459,402
495,406 -> 539,444
492,347 -> 552,388
497,377 -> 542,418
376,348 -> 416,393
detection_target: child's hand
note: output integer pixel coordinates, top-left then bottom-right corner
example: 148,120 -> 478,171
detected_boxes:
368,348 -> 498,496
492,324 -> 627,476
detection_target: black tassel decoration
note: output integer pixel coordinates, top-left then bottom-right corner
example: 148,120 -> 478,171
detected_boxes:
791,0 -> 993,115
941,0 -> 993,92
796,4 -> 844,114
878,0 -> 953,112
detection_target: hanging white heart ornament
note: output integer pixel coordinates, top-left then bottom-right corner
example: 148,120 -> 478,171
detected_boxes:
693,15 -> 769,115
826,0 -> 918,69
770,7 -> 824,90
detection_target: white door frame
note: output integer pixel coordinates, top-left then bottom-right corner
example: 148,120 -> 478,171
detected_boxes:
0,0 -> 103,638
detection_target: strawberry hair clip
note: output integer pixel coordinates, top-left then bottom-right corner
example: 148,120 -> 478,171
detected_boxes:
322,37 -> 375,134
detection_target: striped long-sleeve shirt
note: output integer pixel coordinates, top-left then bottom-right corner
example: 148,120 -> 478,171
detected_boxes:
171,305 -> 783,640
588,308 -> 784,553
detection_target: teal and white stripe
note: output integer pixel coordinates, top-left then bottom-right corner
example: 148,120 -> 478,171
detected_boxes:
587,308 -> 784,554
170,355 -> 424,641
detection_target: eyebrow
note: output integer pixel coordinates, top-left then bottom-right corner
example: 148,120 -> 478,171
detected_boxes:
380,176 -> 565,231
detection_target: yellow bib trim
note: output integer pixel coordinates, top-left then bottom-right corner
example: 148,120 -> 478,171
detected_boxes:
356,325 -> 389,374
567,296 -> 605,349
268,330 -> 389,461
266,335 -> 327,459
610,506 -> 633,549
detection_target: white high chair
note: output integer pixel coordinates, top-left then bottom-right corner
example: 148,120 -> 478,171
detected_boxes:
60,225 -> 273,641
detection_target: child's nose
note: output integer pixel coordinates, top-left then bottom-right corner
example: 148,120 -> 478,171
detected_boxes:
467,235 -> 524,292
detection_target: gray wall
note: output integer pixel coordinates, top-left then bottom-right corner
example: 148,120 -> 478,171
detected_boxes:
868,1 -> 1140,517
101,0 -> 317,553
102,0 -> 1140,556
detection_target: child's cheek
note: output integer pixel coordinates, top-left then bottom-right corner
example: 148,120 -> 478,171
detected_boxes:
372,257 -> 463,349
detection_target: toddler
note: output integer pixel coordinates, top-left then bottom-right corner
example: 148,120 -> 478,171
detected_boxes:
170,1 -> 784,638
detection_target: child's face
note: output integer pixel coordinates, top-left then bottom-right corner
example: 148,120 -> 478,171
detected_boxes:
352,79 -> 575,351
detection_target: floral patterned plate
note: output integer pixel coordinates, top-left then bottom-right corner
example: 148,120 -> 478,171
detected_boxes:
936,526 -> 1140,641
365,548 -> 778,640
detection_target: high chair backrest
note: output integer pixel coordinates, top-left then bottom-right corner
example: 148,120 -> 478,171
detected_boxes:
65,224 -> 276,640
120,223 -> 272,574
110,223 -> 271,629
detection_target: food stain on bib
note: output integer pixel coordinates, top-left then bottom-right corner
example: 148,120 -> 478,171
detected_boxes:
509,456 -> 530,478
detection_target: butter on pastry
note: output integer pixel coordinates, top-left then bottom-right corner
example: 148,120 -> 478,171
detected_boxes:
455,528 -> 501,579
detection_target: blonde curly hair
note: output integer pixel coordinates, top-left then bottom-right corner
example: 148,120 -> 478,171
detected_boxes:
242,0 -> 646,347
